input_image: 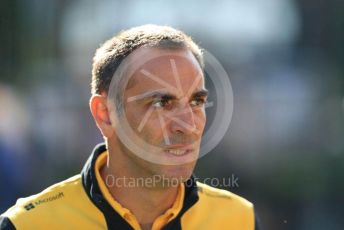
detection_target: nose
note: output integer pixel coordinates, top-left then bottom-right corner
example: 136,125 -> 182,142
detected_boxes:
169,103 -> 197,135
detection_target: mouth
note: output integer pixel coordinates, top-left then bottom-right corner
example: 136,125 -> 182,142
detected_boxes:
162,145 -> 197,163
164,148 -> 191,156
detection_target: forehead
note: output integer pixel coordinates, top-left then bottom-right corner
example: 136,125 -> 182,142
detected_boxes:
125,46 -> 204,92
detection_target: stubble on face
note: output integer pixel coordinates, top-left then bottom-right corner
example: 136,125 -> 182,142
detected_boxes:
110,46 -> 207,187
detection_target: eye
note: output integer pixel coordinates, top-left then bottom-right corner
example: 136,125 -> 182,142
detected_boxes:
152,98 -> 172,109
190,98 -> 206,107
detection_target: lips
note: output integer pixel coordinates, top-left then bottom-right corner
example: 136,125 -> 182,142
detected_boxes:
163,144 -> 195,158
165,149 -> 189,156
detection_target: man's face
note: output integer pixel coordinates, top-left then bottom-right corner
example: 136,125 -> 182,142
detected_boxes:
119,47 -> 207,182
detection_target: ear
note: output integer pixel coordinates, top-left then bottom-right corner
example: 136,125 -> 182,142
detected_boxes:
89,94 -> 114,138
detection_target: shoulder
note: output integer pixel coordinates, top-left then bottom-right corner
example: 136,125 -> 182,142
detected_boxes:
0,175 -> 100,229
3,174 -> 82,214
180,182 -> 256,229
196,181 -> 254,210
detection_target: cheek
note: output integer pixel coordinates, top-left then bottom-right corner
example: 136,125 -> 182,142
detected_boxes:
147,115 -> 166,134
138,115 -> 164,141
123,102 -> 166,146
125,103 -> 150,127
195,111 -> 207,131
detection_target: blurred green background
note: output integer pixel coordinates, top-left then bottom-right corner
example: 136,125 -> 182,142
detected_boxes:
1,0 -> 344,229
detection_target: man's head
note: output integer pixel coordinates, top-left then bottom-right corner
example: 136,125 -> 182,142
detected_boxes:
90,25 -> 207,185
91,24 -> 204,95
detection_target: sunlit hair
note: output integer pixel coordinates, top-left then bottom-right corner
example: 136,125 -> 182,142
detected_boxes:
91,24 -> 204,95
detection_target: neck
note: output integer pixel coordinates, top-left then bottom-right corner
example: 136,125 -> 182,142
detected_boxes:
101,139 -> 180,227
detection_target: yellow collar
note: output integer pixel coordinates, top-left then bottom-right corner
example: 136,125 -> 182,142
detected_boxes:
94,150 -> 185,230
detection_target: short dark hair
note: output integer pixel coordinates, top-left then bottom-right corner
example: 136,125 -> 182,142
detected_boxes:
91,24 -> 204,95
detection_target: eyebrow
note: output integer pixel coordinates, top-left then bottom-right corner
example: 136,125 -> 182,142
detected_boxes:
191,89 -> 209,99
127,89 -> 208,103
127,89 -> 172,102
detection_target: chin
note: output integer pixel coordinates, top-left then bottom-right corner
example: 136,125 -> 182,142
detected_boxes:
157,162 -> 196,186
